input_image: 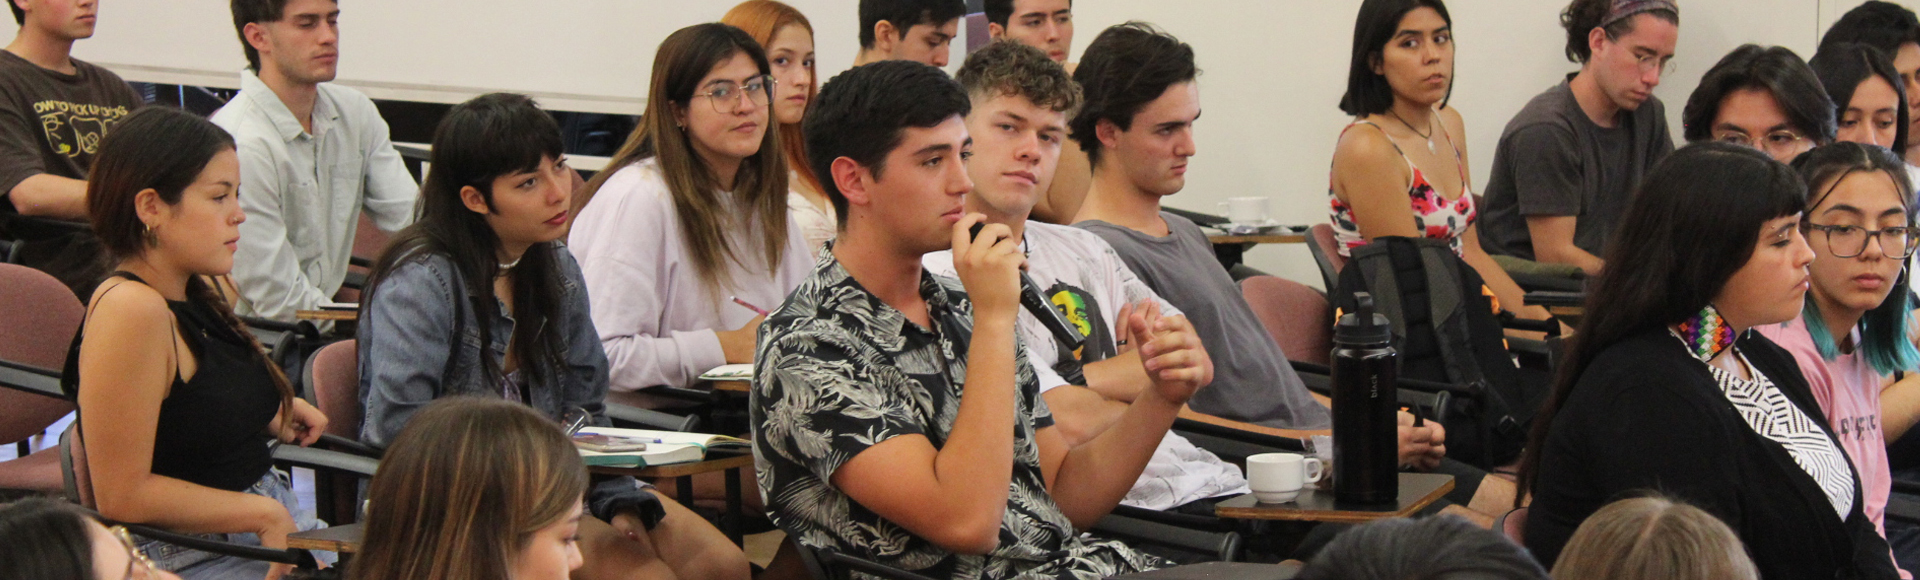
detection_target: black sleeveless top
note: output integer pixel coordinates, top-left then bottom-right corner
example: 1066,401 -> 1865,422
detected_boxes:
63,273 -> 280,492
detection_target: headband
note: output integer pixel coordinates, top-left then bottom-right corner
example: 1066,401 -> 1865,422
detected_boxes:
1600,0 -> 1679,29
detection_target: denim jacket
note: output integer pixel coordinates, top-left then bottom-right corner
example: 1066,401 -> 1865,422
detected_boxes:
358,243 -> 609,445
357,244 -> 655,521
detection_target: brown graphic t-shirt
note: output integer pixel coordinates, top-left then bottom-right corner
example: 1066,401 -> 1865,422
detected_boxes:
0,50 -> 142,199
0,50 -> 143,297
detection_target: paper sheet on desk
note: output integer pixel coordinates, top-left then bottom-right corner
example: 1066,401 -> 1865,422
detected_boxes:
698,364 -> 754,381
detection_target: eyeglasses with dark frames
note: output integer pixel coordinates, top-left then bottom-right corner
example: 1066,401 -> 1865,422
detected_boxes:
1803,222 -> 1920,259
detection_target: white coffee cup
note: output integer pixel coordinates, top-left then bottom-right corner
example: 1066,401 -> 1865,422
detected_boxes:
1218,196 -> 1272,225
1246,452 -> 1324,503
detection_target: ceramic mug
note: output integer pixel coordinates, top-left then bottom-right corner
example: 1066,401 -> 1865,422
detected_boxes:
1246,452 -> 1325,503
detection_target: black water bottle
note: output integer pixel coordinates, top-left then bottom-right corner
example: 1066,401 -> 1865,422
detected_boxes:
1332,292 -> 1399,504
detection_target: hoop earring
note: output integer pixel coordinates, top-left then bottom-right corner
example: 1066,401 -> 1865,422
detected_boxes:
142,221 -> 158,246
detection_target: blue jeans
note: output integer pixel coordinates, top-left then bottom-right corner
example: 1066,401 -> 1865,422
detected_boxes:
137,470 -> 338,580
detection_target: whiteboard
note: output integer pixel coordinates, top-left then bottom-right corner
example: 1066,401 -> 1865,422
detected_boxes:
0,0 -> 866,115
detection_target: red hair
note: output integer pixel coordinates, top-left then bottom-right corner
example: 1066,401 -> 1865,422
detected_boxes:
722,0 -> 823,197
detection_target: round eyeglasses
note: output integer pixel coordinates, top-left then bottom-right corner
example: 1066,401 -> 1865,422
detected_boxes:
693,75 -> 775,113
1803,222 -> 1920,259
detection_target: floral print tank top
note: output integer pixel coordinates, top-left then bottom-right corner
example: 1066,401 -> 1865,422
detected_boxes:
1328,120 -> 1476,257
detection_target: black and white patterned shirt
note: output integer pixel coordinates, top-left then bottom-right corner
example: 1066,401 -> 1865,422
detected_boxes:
751,251 -> 1163,580
1705,345 -> 1856,518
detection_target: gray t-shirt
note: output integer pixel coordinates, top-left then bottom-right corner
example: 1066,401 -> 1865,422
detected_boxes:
1478,78 -> 1673,260
1076,213 -> 1331,430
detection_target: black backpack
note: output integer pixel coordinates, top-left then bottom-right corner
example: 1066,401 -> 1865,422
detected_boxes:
1332,236 -> 1547,468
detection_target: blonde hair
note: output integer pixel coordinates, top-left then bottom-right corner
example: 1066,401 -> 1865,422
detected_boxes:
722,0 -> 823,199
1550,496 -> 1759,580
348,398 -> 589,580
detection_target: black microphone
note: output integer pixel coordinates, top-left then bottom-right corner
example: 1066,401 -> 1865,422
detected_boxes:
971,223 -> 1086,351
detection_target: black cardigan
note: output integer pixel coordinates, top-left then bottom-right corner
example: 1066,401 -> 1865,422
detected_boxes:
1523,330 -> 1896,580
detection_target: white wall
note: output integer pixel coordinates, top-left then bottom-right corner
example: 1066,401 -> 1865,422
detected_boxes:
3,0 -> 1916,287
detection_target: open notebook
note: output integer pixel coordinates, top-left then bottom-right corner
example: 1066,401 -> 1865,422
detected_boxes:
574,427 -> 749,468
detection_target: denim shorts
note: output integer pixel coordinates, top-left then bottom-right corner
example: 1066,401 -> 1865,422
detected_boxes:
137,469 -> 339,580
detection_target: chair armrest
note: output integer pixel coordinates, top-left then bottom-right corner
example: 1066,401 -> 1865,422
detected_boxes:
605,403 -> 701,432
1171,417 -> 1306,453
1521,290 -> 1585,308
0,357 -> 66,399
1889,491 -> 1920,524
315,434 -> 383,458
1289,360 -> 1482,397
822,548 -> 942,580
645,386 -> 722,404
1093,511 -> 1243,562
349,256 -> 372,269
272,444 -> 379,478
119,522 -> 311,565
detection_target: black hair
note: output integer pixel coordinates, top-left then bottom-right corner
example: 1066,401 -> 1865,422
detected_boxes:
229,0 -> 310,72
10,0 -> 23,26
1339,0 -> 1454,117
1682,44 -> 1837,144
1296,515 -> 1549,580
1560,0 -> 1679,64
1819,1 -> 1920,57
1811,43 -> 1910,153
0,498 -> 100,580
984,0 -> 1071,28
364,93 -> 570,389
1790,142 -> 1919,376
858,0 -> 966,49
1069,22 -> 1198,167
1518,142 -> 1808,507
805,60 -> 970,229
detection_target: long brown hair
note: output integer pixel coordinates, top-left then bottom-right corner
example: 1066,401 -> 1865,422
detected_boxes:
723,0 -> 824,199
349,397 -> 589,580
579,23 -> 790,293
84,106 -> 294,422
1550,496 -> 1759,580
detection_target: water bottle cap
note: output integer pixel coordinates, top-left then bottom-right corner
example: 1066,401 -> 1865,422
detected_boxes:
1336,292 -> 1392,344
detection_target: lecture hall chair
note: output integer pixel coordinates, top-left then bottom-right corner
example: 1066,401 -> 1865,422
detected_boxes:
0,263 -> 82,492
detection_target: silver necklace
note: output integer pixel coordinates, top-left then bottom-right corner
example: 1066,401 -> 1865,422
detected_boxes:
1387,109 -> 1437,154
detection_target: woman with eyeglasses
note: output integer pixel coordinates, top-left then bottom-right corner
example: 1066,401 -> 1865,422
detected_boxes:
570,23 -> 808,397
1756,142 -> 1920,573
0,498 -> 182,580
1683,44 -> 1838,163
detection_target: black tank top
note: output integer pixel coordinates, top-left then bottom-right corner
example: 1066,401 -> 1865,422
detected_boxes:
63,273 -> 280,492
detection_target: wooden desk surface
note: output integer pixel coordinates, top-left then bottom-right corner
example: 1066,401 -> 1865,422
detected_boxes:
295,310 -> 359,321
1214,472 -> 1453,524
1206,234 -> 1308,245
709,380 -> 749,393
289,523 -> 363,553
589,451 -> 754,478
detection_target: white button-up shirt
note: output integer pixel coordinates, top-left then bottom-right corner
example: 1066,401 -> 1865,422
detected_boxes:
212,70 -> 417,321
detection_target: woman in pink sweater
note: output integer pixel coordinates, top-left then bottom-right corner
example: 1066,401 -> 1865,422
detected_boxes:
1758,141 -> 1920,574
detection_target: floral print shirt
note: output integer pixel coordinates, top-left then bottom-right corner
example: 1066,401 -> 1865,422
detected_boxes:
751,250 -> 1164,580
